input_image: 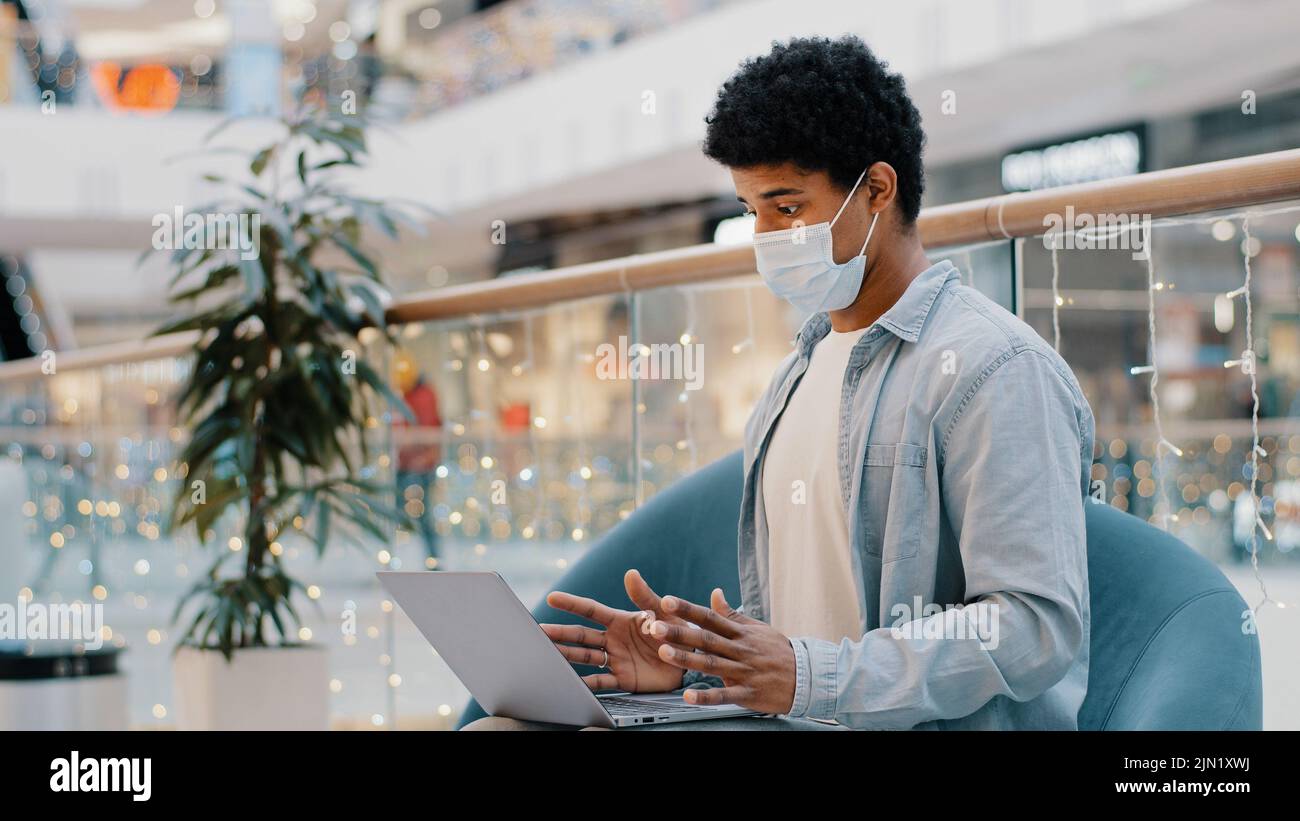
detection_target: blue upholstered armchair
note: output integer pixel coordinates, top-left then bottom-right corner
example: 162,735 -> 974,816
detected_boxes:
456,451 -> 1263,730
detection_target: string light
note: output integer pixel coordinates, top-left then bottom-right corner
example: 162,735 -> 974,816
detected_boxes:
1235,217 -> 1277,614
1132,223 -> 1180,528
514,312 -> 534,375
1036,207 -> 1292,610
1049,231 -> 1062,353
735,283 -> 760,440
731,284 -> 755,355
472,320 -> 500,535
385,593 -> 397,730
518,310 -> 545,540
680,288 -> 698,472
630,293 -> 645,508
566,304 -> 591,541
1103,207 -> 1290,608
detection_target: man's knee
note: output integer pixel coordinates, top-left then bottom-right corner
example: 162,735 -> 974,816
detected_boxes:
460,715 -> 579,731
460,716 -> 531,731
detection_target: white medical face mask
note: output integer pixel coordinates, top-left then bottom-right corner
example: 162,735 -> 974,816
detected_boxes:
751,167 -> 879,314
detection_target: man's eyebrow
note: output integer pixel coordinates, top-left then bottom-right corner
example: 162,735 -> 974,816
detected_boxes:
736,187 -> 804,204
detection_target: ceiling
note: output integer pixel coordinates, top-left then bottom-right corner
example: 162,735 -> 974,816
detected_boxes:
51,0 -> 351,61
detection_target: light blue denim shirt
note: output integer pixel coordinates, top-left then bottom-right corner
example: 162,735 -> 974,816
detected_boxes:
726,257 -> 1094,730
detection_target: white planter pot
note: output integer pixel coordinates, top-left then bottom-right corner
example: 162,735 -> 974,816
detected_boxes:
0,675 -> 130,730
0,646 -> 129,730
173,644 -> 329,731
0,460 -> 29,598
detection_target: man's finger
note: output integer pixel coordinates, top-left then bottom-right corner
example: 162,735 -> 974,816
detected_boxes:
710,588 -> 758,624
552,642 -> 609,668
623,568 -> 660,610
539,623 -> 605,648
647,619 -> 741,659
545,591 -> 619,627
659,594 -> 743,638
623,570 -> 689,627
656,643 -> 744,678
681,685 -> 751,707
581,673 -> 619,691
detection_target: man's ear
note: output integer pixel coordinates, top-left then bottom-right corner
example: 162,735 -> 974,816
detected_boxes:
864,161 -> 899,215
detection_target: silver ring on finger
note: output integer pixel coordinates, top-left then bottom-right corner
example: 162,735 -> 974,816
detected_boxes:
601,649 -> 609,669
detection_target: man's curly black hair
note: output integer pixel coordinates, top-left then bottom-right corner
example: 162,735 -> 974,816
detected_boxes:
703,35 -> 926,224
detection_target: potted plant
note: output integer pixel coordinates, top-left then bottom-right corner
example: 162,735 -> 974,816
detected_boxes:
156,99 -> 418,730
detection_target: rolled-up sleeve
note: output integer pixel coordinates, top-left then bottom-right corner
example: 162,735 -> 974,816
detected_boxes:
783,637 -> 813,716
784,348 -> 1091,728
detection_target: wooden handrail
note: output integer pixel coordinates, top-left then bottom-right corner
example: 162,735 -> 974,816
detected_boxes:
3,147 -> 1300,382
388,147 -> 1300,321
0,331 -> 200,379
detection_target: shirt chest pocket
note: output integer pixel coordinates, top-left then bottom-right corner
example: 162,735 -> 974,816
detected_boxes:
859,442 -> 928,562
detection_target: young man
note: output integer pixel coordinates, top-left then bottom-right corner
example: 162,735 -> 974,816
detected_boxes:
479,35 -> 1094,731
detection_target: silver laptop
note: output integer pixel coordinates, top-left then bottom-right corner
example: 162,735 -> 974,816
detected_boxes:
377,570 -> 764,728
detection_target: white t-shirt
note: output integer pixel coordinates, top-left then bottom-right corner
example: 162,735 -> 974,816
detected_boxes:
762,326 -> 867,645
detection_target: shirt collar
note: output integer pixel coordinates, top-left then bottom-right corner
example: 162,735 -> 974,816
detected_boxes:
794,258 -> 960,355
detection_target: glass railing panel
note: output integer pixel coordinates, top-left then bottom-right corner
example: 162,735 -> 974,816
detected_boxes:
1015,200 -> 1300,573
0,359 -> 198,727
374,296 -> 638,724
6,198 -> 1293,728
630,276 -> 789,497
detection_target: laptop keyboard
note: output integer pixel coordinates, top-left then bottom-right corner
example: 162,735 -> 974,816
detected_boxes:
600,696 -> 709,716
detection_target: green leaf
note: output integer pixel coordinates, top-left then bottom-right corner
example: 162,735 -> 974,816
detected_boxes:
203,115 -> 244,144
329,234 -> 377,279
250,145 -> 276,177
170,264 -> 240,302
239,256 -> 267,298
315,496 -> 332,557
348,282 -> 387,329
356,359 -> 415,422
302,122 -> 366,156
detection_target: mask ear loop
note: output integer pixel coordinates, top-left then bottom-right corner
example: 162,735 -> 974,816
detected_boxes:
857,211 -> 880,256
829,166 -> 871,228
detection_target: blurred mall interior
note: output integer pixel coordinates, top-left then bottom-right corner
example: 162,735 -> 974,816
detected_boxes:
0,0 -> 1298,731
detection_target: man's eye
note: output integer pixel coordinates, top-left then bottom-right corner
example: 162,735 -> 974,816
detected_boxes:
777,205 -> 799,216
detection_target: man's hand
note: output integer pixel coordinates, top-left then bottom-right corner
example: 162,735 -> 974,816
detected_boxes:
540,569 -> 693,694
647,588 -> 798,715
